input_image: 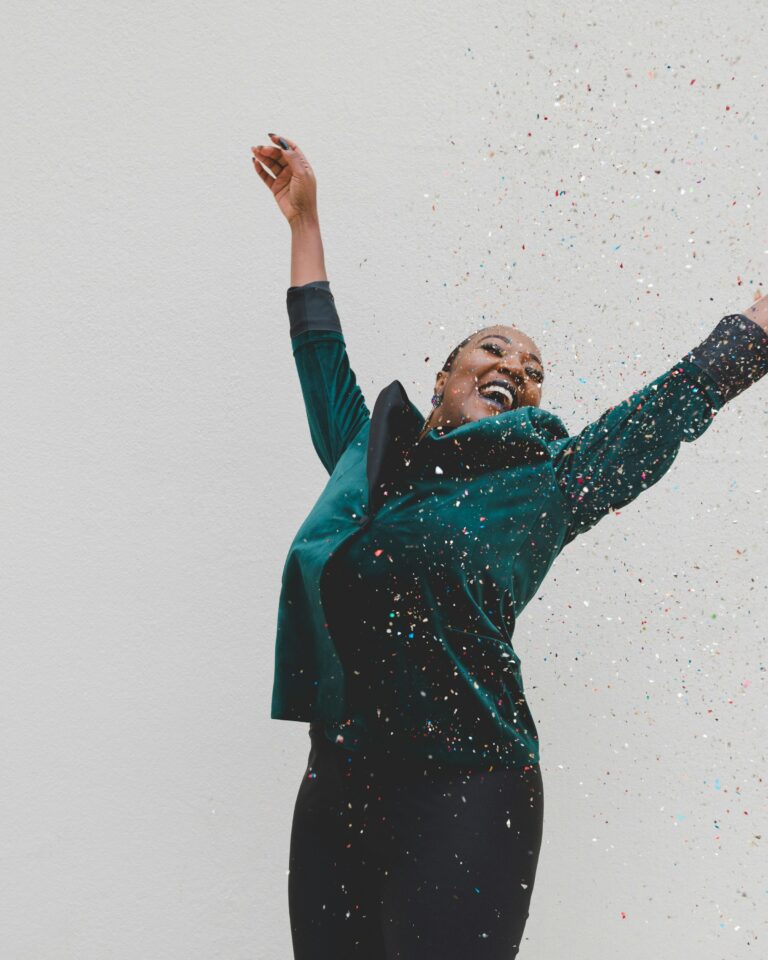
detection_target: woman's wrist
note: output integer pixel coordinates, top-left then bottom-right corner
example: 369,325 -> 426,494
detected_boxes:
290,213 -> 327,286
742,291 -> 768,335
289,211 -> 321,232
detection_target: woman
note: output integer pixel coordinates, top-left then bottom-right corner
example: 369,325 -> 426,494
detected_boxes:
252,134 -> 768,959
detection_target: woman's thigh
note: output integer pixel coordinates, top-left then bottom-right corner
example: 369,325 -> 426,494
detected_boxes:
287,738 -> 388,960
374,763 -> 544,959
287,732 -> 544,960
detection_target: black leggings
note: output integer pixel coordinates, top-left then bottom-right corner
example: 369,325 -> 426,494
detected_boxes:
288,724 -> 544,959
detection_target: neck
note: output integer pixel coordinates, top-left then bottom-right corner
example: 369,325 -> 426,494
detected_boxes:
417,416 -> 435,443
417,413 -> 447,443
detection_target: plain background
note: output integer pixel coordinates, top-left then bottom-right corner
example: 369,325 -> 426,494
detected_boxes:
2,1 -> 767,957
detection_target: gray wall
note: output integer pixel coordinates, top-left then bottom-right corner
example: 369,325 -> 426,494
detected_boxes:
3,1 -> 767,957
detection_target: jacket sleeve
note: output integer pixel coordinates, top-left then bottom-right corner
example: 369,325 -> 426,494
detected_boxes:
549,313 -> 768,546
287,280 -> 371,475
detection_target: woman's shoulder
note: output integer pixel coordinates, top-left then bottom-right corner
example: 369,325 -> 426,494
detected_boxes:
522,404 -> 570,444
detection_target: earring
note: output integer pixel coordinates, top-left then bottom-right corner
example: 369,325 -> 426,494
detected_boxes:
431,392 -> 443,407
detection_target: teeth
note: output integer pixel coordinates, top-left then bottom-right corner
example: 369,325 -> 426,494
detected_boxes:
479,383 -> 514,409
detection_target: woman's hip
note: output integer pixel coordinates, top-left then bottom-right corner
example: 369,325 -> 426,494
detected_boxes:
296,721 -> 544,857
289,726 -> 544,957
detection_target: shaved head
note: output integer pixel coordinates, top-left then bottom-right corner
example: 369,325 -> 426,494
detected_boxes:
418,323 -> 545,442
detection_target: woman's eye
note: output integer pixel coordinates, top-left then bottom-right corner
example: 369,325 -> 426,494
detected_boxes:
482,344 -> 543,383
481,343 -> 503,356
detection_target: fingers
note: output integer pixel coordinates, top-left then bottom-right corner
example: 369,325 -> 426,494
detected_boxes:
252,156 -> 276,188
269,132 -> 298,152
252,146 -> 283,175
251,134 -> 306,185
252,144 -> 282,161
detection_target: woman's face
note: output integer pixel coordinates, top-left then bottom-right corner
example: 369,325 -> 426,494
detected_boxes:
421,324 -> 545,438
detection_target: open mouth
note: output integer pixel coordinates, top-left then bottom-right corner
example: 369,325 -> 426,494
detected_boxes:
477,381 -> 515,411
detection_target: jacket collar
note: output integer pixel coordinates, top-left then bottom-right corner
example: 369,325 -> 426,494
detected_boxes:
367,380 -> 425,515
365,379 -> 569,516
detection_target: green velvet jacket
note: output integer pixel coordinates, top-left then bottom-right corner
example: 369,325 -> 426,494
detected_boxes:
271,280 -> 768,769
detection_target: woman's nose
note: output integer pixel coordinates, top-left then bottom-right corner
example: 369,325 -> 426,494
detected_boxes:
496,358 -> 525,383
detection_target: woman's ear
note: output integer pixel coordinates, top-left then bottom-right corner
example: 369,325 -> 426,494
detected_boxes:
434,370 -> 448,394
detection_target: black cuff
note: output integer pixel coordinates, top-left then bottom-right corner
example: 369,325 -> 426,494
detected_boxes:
683,313 -> 768,403
286,281 -> 342,338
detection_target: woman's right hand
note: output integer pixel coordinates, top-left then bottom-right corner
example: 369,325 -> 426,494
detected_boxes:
251,133 -> 319,226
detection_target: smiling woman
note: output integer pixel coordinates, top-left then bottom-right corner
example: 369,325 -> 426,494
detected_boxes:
253,134 -> 768,960
415,324 -> 547,441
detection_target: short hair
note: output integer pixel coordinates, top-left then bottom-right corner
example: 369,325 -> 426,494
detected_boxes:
441,326 -> 539,374
441,331 -> 477,373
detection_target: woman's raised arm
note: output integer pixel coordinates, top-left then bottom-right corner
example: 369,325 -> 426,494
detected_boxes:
285,278 -> 370,475
547,301 -> 768,546
252,134 -> 370,475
